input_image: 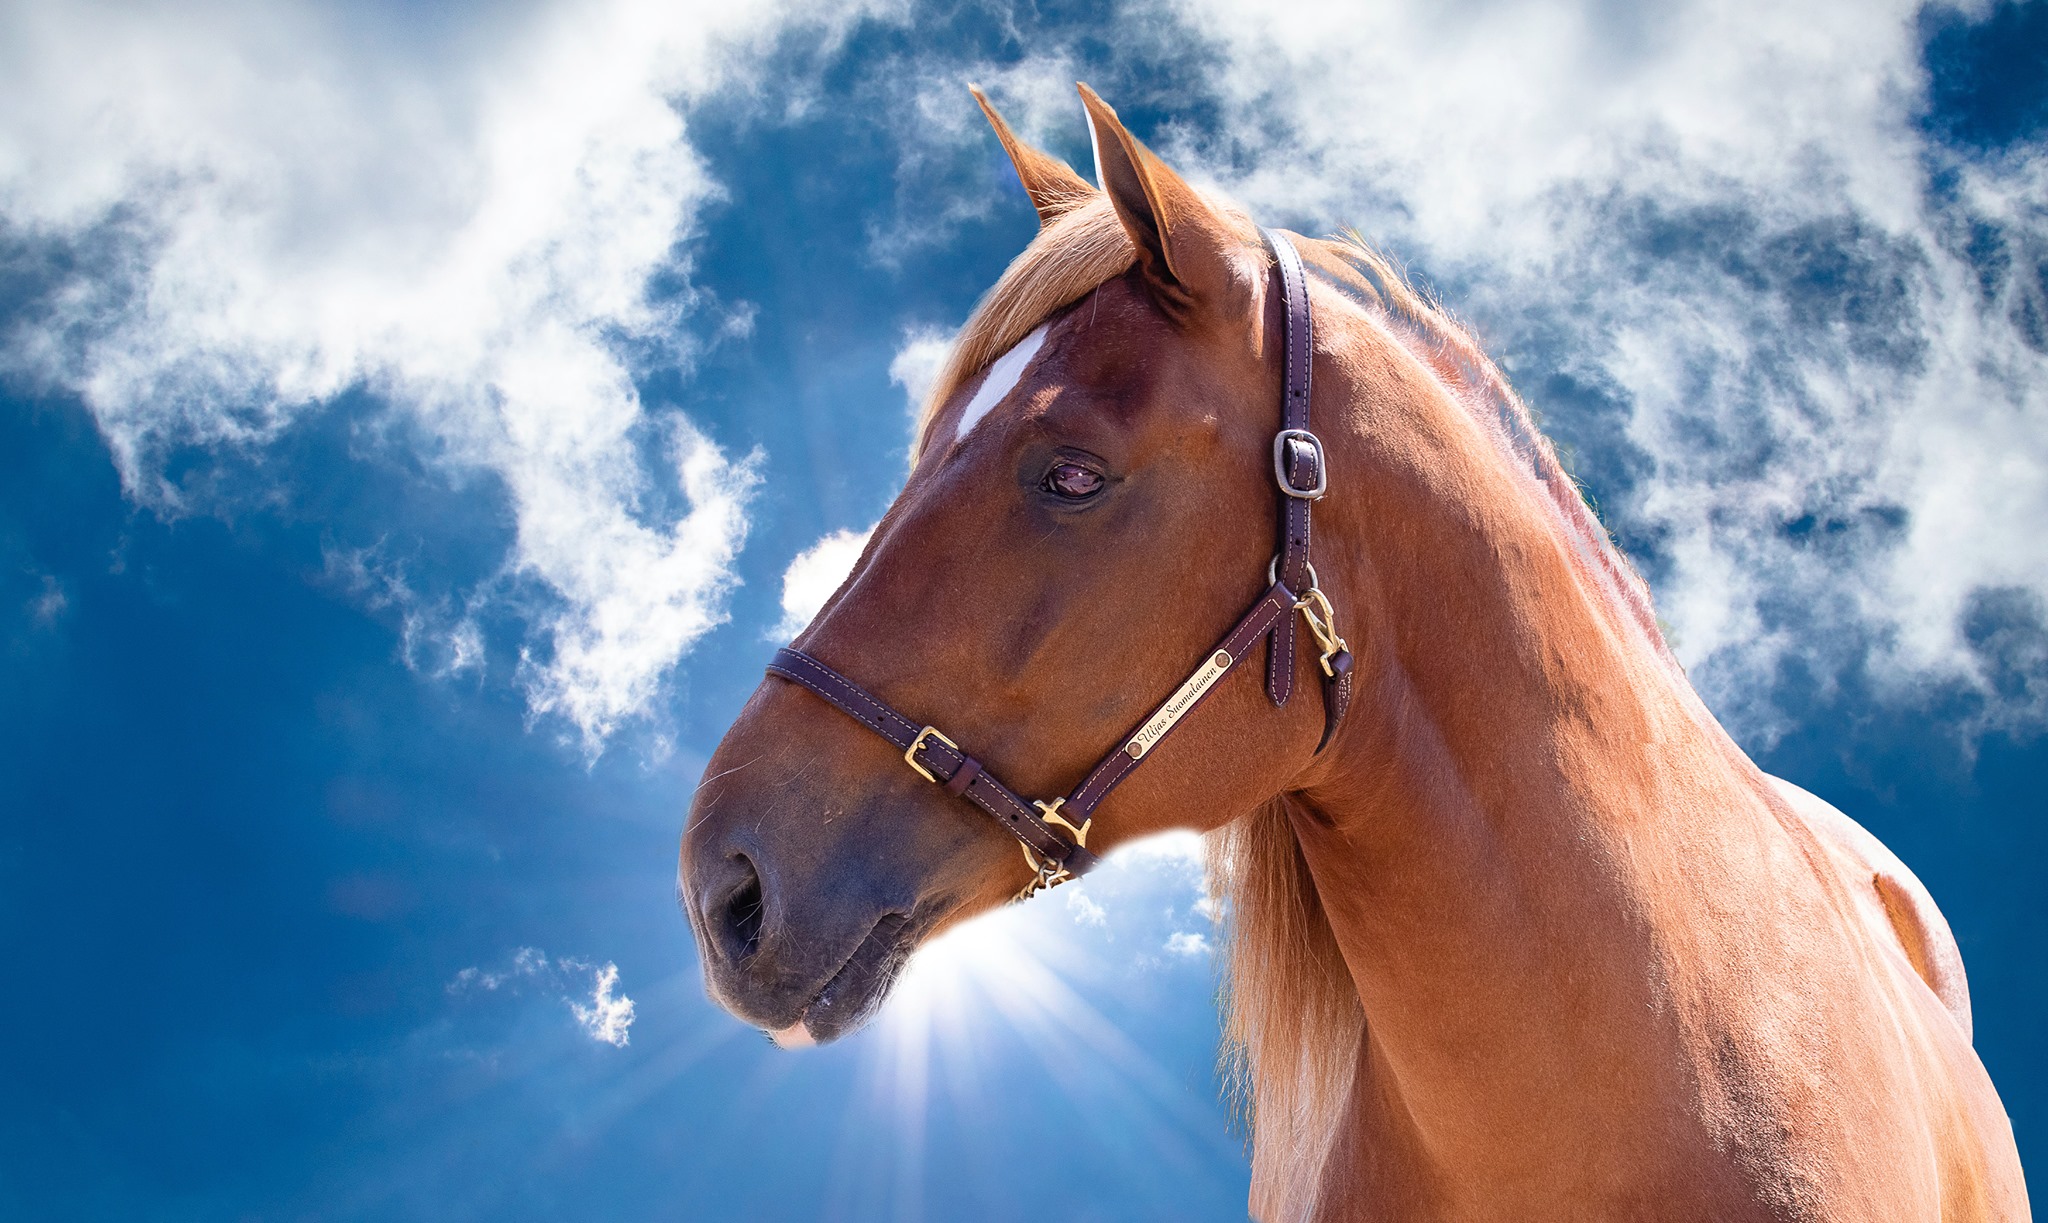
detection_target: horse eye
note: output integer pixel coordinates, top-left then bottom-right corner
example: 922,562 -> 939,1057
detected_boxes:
1043,461 -> 1105,500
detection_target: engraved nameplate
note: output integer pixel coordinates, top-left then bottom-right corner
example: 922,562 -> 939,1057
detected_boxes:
1125,649 -> 1233,760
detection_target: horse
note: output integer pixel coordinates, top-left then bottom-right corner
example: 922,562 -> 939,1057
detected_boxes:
679,83 -> 2029,1221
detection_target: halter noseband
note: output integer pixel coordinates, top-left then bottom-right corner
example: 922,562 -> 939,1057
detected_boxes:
766,230 -> 1353,899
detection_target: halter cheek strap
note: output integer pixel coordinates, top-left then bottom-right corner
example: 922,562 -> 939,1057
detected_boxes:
1266,227 -> 1355,746
765,229 -> 1352,899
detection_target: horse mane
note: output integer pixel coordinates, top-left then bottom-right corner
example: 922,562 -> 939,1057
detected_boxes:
1314,233 -> 1679,679
1208,795 -> 1362,1221
917,190 -> 1674,1222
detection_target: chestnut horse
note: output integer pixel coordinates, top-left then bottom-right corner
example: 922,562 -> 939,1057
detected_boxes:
681,85 -> 2029,1220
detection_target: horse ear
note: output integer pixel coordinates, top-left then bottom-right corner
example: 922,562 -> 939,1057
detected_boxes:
1077,82 -> 1242,313
971,85 -> 1094,229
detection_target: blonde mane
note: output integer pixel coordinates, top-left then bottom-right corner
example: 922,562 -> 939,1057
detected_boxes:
917,188 -> 1672,1223
1316,233 -> 1676,677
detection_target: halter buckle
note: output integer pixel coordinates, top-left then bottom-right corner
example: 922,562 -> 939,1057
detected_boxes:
904,725 -> 957,784
1295,586 -> 1349,677
1273,428 -> 1328,500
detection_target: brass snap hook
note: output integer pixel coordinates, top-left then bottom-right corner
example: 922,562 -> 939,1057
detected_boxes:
1294,586 -> 1350,678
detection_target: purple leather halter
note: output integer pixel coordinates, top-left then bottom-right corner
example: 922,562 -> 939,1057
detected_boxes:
767,229 -> 1353,899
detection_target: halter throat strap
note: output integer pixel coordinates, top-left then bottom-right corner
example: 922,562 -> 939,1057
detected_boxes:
764,229 -> 1350,898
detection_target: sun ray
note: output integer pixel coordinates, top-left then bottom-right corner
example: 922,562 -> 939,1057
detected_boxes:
816,836 -> 1245,1217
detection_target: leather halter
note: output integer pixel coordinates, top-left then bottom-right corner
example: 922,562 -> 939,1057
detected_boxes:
767,229 -> 1353,899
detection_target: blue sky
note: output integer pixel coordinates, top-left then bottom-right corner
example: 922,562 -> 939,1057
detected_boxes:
1,0 -> 2044,1218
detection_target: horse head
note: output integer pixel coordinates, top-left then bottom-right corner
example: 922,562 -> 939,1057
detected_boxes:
679,86 -> 1331,1045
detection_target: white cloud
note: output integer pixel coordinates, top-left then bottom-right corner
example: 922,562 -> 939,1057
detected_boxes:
570,961 -> 637,1047
1164,930 -> 1211,958
447,946 -> 635,1046
1065,886 -> 1108,927
448,945 -> 551,994
0,0 -> 867,750
769,525 -> 874,641
10,0 -> 2041,750
866,53 -> 1086,266
27,574 -> 66,626
1111,829 -> 1207,872
322,542 -> 485,679
888,325 -> 955,427
1158,0 -> 2048,738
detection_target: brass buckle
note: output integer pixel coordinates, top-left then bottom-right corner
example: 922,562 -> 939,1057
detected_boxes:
904,725 -> 957,784
1033,797 -> 1091,848
1294,586 -> 1349,677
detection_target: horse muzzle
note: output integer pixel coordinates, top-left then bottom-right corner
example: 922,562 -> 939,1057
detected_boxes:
681,826 -> 915,1042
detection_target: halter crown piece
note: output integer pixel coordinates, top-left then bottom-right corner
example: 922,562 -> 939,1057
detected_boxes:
766,230 -> 1353,899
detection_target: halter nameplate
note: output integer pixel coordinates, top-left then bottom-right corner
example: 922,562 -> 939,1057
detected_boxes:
1127,649 -> 1232,760
764,230 -> 1350,898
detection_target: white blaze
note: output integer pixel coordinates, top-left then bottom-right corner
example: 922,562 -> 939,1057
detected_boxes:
954,324 -> 1049,443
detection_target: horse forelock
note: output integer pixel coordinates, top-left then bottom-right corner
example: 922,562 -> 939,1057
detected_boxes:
911,191 -> 1265,460
911,196 -> 1137,459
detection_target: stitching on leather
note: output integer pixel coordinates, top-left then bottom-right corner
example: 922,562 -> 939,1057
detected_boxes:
771,661 -> 887,740
778,651 -> 1064,852
780,651 -> 1059,850
781,654 -> 914,741
979,782 -> 1035,821
1269,618 -> 1295,699
969,785 -> 1060,852
1231,596 -> 1285,654
777,664 -> 890,739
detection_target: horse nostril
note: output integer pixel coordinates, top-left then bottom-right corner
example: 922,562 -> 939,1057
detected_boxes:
722,860 -> 765,963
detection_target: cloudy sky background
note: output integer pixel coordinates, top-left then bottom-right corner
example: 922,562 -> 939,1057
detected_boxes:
1,0 -> 2043,1217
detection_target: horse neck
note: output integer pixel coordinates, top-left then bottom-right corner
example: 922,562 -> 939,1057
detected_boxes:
1289,325 -> 1779,1164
